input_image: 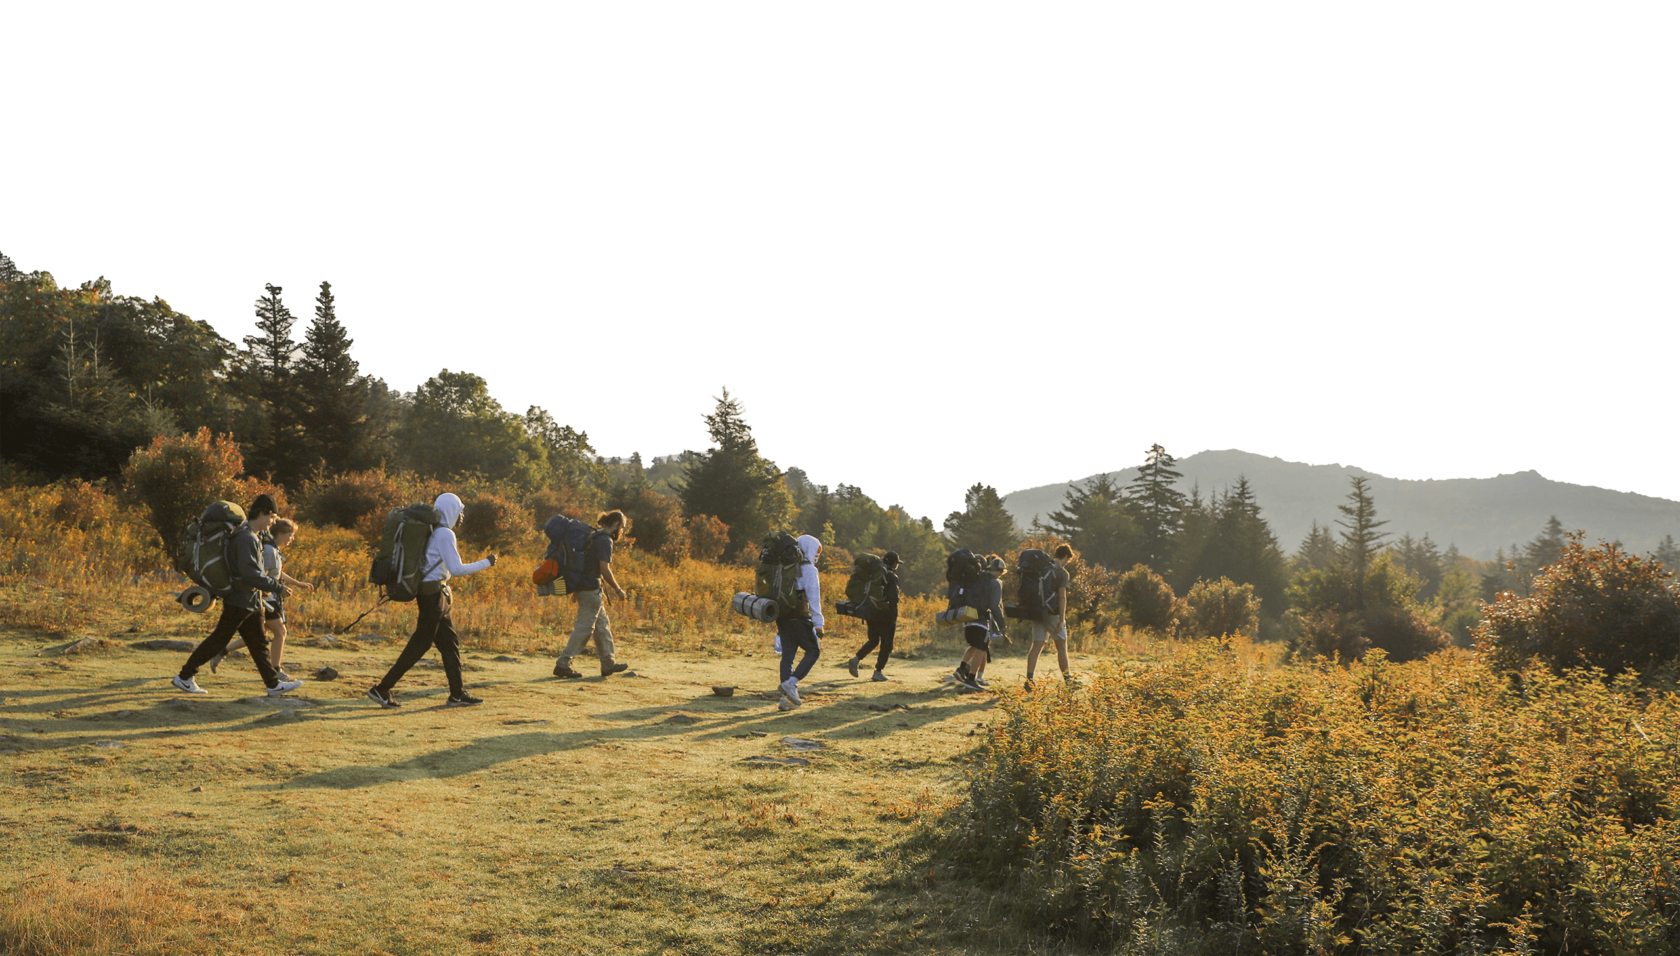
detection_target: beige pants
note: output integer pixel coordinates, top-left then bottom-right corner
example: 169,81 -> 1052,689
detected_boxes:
558,588 -> 614,666
1030,615 -> 1068,644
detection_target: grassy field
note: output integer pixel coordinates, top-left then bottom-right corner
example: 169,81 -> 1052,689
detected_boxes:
0,581 -> 1117,956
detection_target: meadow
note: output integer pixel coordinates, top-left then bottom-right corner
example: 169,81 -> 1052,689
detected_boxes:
4,484 -> 1679,955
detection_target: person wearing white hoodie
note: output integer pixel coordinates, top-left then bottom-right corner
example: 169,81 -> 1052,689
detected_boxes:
777,534 -> 826,710
367,493 -> 496,708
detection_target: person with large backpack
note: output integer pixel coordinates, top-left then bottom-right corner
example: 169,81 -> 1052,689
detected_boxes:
844,551 -> 900,682
171,494 -> 303,697
770,533 -> 825,710
552,510 -> 630,680
1024,544 -> 1076,687
366,492 -> 497,708
952,554 -> 1007,692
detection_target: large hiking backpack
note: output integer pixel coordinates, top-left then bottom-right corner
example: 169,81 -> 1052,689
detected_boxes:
756,532 -> 809,620
945,548 -> 984,611
370,503 -> 445,602
542,514 -> 602,593
175,500 -> 247,598
839,552 -> 888,620
1008,548 -> 1057,621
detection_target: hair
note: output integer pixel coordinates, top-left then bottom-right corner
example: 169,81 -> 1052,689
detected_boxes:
986,555 -> 1007,573
882,550 -> 901,568
247,493 -> 278,517
598,510 -> 628,539
1053,544 -> 1074,560
272,518 -> 297,537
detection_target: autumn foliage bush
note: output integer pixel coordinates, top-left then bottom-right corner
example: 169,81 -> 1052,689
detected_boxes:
1478,534 -> 1680,681
943,643 -> 1680,955
119,427 -> 245,556
1113,563 -> 1181,634
1179,576 -> 1259,639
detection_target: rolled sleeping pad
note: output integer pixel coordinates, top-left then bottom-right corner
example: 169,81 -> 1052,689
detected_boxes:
177,586 -> 215,614
535,581 -> 557,598
731,591 -> 779,623
935,606 -> 980,626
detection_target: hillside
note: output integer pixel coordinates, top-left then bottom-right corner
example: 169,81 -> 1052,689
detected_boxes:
1002,449 -> 1680,561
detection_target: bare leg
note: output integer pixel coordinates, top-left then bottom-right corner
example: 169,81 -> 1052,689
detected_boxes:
266,620 -> 287,670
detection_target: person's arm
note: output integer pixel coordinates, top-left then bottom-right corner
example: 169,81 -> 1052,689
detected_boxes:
988,578 -> 1007,632
235,534 -> 283,594
802,563 -> 825,633
434,528 -> 492,577
600,562 -> 626,600
278,569 -> 314,591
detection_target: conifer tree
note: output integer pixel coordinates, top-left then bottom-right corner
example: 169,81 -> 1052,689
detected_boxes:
1127,443 -> 1186,573
679,389 -> 792,552
240,283 -> 305,481
1295,521 -> 1340,573
944,483 -> 1022,557
244,284 -> 298,380
1336,476 -> 1389,608
1521,516 -> 1569,577
295,281 -> 371,472
1655,534 -> 1679,575
1038,472 -> 1139,570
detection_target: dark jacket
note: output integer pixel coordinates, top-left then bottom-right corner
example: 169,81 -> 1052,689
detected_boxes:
226,524 -> 283,612
883,570 -> 900,612
976,573 -> 1005,630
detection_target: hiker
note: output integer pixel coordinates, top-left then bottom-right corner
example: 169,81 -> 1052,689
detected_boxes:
367,492 -> 496,708
1025,544 -> 1075,687
953,555 -> 1006,691
775,534 -> 825,710
172,494 -> 303,697
552,510 -> 630,680
846,551 -> 900,682
213,518 -> 313,680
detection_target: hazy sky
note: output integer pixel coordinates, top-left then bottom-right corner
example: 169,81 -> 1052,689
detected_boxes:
22,265 -> 1680,504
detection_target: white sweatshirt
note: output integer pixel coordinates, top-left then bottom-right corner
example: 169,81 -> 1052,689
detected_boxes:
796,534 -> 825,628
422,493 -> 492,583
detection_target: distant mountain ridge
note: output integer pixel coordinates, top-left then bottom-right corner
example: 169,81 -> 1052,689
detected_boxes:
1001,450 -> 1680,561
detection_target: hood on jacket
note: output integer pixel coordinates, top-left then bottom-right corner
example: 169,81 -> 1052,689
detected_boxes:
434,492 -> 465,530
796,534 -> 822,565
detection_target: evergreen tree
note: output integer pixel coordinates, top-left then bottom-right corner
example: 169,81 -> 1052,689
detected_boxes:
1655,534 -> 1679,575
944,483 -> 1022,557
0,251 -> 21,284
1521,516 -> 1569,577
1127,443 -> 1186,573
1186,476 -> 1288,611
1335,476 -> 1389,608
678,389 -> 792,552
1037,472 -> 1139,570
1295,521 -> 1341,574
244,284 -> 298,380
1391,532 -> 1445,602
295,281 -> 371,473
240,284 -> 305,481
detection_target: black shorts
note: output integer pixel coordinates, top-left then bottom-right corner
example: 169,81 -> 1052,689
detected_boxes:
263,598 -> 285,623
964,623 -> 990,651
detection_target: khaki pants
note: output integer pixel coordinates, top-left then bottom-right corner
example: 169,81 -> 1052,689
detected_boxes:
558,588 -> 615,667
1030,614 -> 1068,644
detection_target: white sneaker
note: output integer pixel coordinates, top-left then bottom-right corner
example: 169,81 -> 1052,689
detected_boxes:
779,677 -> 801,705
172,675 -> 207,695
267,679 -> 303,696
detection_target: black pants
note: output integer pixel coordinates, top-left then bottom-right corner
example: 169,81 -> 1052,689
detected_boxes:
854,614 -> 897,672
181,604 -> 279,686
379,590 -> 465,696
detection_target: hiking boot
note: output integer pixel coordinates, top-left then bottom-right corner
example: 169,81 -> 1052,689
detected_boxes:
366,686 -> 400,709
172,674 -> 208,695
778,677 -> 801,705
777,696 -> 796,712
871,670 -> 888,682
208,653 -> 225,675
601,662 -> 628,678
267,679 -> 303,696
953,668 -> 981,692
553,662 -> 584,679
1024,676 -> 1035,690
447,693 -> 483,707
846,657 -> 860,678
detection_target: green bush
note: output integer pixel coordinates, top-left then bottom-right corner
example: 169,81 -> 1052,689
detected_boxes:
1113,563 -> 1180,634
119,428 -> 243,557
296,469 -> 405,533
1477,535 -> 1680,680
1180,577 -> 1259,639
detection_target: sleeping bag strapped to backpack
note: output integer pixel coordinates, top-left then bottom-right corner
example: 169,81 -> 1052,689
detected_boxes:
175,500 -> 247,598
542,513 -> 602,594
945,548 -> 984,611
1007,548 -> 1057,621
370,503 -> 445,602
756,532 -> 809,620
838,552 -> 888,621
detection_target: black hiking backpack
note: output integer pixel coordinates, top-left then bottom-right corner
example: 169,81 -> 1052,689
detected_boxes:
1008,548 -> 1057,622
756,533 -> 809,619
945,548 -> 984,611
175,500 -> 247,600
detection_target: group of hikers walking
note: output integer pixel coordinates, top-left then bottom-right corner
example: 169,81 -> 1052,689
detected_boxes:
169,492 -> 1079,708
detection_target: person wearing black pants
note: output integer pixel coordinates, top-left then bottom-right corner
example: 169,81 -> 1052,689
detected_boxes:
846,551 -> 900,682
172,494 -> 303,697
368,492 -> 496,709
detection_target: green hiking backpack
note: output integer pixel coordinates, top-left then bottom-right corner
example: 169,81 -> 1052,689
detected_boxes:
755,532 -> 809,620
370,503 -> 445,602
175,500 -> 247,598
842,553 -> 889,621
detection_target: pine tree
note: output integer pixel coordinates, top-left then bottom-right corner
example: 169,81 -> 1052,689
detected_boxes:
1521,516 -> 1569,577
240,283 -> 305,481
679,389 -> 792,552
1655,534 -> 1679,575
1391,532 -> 1445,602
1127,444 -> 1186,573
1187,476 -> 1288,611
1336,476 -> 1389,608
1038,472 -> 1138,570
244,284 -> 298,380
295,281 -> 371,472
944,483 -> 1021,557
1295,521 -> 1340,573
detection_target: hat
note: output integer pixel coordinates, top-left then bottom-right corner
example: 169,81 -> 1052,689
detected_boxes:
987,556 -> 1006,572
248,493 -> 279,517
883,551 -> 901,567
